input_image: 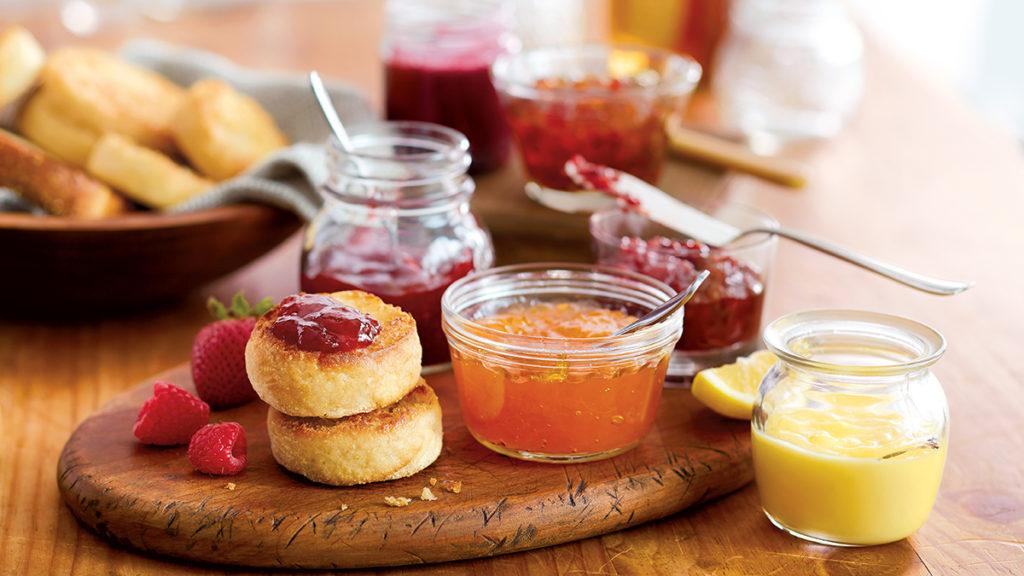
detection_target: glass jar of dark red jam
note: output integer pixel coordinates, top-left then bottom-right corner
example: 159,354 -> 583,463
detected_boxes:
591,203 -> 777,380
302,121 -> 494,369
381,0 -> 517,174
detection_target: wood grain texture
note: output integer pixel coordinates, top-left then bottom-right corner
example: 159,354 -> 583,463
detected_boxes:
57,366 -> 751,569
2,1 -> 1023,575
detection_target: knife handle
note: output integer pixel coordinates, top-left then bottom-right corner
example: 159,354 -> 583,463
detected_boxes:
665,113 -> 809,189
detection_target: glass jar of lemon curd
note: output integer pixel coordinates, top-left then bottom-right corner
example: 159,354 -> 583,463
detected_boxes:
753,310 -> 949,547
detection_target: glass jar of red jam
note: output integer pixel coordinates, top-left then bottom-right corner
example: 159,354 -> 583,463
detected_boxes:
590,204 -> 777,380
442,263 -> 682,463
491,44 -> 701,192
302,121 -> 494,369
381,0 -> 517,174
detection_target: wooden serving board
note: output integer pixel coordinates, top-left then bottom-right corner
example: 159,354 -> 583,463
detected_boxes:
58,364 -> 753,569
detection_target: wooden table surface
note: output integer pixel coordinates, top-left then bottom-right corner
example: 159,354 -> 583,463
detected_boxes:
3,2 -> 1023,575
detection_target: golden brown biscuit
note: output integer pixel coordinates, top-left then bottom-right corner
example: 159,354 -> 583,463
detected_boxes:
0,26 -> 45,109
246,290 -> 423,419
267,382 -> 443,486
18,90 -> 98,166
0,129 -> 125,218
40,48 -> 184,153
172,79 -> 288,180
85,133 -> 212,209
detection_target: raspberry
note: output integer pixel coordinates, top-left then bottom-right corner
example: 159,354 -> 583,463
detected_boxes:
188,422 -> 247,475
133,381 -> 210,446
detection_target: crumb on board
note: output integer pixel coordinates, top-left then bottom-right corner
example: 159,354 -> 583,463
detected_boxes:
420,487 -> 438,501
441,479 -> 462,494
340,504 -> 348,511
384,496 -> 412,507
225,483 -> 236,491
428,477 -> 437,486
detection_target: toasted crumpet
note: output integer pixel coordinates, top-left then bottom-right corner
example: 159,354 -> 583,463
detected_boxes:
172,79 -> 288,180
86,133 -> 212,209
41,48 -> 184,153
267,382 -> 442,486
246,290 -> 423,419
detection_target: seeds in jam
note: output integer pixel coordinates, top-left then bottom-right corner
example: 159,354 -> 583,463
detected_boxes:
502,74 -> 673,190
474,302 -> 636,338
609,236 -> 765,351
270,293 -> 380,353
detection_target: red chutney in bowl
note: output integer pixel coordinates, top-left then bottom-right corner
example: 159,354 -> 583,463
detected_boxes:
605,236 -> 766,352
500,76 -> 670,190
492,45 -> 700,191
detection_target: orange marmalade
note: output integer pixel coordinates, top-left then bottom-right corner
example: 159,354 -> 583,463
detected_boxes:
450,301 -> 670,462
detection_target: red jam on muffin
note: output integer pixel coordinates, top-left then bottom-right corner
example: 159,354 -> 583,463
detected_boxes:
270,293 -> 380,353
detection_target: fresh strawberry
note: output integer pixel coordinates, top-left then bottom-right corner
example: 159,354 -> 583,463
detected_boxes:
188,422 -> 247,475
191,293 -> 274,409
133,381 -> 210,445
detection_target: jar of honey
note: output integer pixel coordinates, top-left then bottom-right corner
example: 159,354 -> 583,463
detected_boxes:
302,122 -> 494,369
441,263 -> 682,463
753,310 -> 949,546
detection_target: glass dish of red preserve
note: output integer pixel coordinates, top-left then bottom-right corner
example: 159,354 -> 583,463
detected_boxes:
382,0 -> 517,174
590,204 -> 777,380
302,121 -> 494,369
491,44 -> 701,192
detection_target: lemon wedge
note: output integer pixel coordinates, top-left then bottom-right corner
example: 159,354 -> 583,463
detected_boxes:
692,350 -> 778,420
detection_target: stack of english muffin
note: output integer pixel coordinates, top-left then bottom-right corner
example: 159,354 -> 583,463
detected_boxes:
246,290 -> 443,486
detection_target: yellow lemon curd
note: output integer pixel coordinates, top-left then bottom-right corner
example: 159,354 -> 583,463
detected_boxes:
752,392 -> 947,546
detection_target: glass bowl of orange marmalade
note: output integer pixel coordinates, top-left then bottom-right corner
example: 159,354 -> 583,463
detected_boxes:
441,263 -> 681,463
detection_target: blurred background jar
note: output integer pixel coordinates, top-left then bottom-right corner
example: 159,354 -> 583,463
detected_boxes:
381,0 -> 517,174
609,0 -> 730,88
713,0 -> 864,152
301,122 -> 494,369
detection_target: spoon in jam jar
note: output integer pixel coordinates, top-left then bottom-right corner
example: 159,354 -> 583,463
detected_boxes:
613,270 -> 711,336
549,156 -> 973,296
309,70 -> 356,152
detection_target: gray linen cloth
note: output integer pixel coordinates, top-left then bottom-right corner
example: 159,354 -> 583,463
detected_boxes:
0,39 -> 376,221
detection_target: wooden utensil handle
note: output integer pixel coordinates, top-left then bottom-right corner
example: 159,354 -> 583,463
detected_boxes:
665,113 -> 808,189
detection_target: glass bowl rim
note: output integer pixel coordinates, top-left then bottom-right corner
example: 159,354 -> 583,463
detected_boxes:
491,43 -> 702,100
441,262 -> 682,356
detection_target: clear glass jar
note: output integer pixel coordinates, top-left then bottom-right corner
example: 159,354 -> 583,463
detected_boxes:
381,0 -> 517,174
713,0 -> 864,151
302,121 -> 494,369
441,263 -> 681,463
491,44 -> 701,192
590,203 -> 777,380
609,0 -> 730,85
753,310 -> 949,546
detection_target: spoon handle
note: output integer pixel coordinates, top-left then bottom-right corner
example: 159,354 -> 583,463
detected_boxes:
741,226 -> 972,296
613,270 -> 711,336
308,71 -> 354,150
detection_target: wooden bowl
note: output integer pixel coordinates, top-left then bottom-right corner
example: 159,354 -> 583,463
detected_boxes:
0,205 -> 301,315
